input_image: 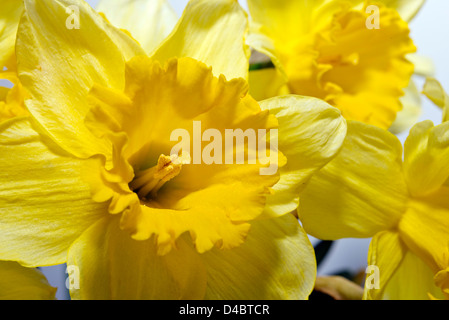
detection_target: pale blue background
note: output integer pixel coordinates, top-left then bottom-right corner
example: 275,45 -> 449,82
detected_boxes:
3,0 -> 447,299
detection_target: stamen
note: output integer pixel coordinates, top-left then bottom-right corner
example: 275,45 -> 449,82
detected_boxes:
130,152 -> 190,199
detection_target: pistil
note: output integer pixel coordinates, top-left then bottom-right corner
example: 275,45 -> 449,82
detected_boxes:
129,153 -> 190,199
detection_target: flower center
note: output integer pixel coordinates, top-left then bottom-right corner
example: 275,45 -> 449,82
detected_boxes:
129,152 -> 190,200
83,56 -> 279,254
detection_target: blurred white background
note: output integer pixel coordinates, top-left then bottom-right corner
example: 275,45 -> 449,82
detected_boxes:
5,0 -> 447,299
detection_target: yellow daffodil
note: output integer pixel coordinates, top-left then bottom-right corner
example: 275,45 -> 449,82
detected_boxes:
0,261 -> 56,300
246,0 -> 422,130
297,118 -> 449,299
0,0 -> 347,299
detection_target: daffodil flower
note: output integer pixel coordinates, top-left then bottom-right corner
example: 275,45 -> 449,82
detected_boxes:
0,261 -> 56,300
0,0 -> 347,299
246,0 -> 422,130
297,118 -> 449,299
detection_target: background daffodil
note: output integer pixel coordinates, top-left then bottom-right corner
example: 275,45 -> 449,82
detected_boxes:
297,117 -> 449,299
246,0 -> 423,131
0,0 -> 347,299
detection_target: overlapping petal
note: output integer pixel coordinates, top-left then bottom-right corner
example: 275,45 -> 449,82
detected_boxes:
202,213 -> 316,299
407,54 -> 435,77
389,79 -> 422,134
298,121 -> 408,239
0,117 -> 107,267
0,261 -> 56,300
398,189 -> 449,273
152,0 -> 250,80
364,231 -> 407,300
381,249 -> 446,300
67,217 -> 207,300
67,213 -> 316,300
16,0 -> 144,159
403,121 -> 449,197
423,77 -> 449,123
248,67 -> 287,102
258,95 -> 347,218
96,0 -> 178,55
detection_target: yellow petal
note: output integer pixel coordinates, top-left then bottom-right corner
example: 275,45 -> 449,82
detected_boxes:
16,0 -> 143,159
0,86 -> 7,102
246,21 -> 287,81
0,261 -> 56,300
382,250 -> 445,300
434,267 -> 449,299
364,231 -> 407,300
0,0 -> 23,70
258,95 -> 347,218
152,0 -> 250,80
423,77 -> 449,123
67,217 -> 207,300
403,121 -> 449,197
97,0 -> 178,55
0,117 -> 107,267
399,188 -> 449,275
407,54 -> 435,77
202,213 -> 316,300
389,79 -> 422,134
364,229 -> 444,300
99,13 -> 147,62
248,67 -> 288,102
315,276 -> 363,300
298,121 -> 408,239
